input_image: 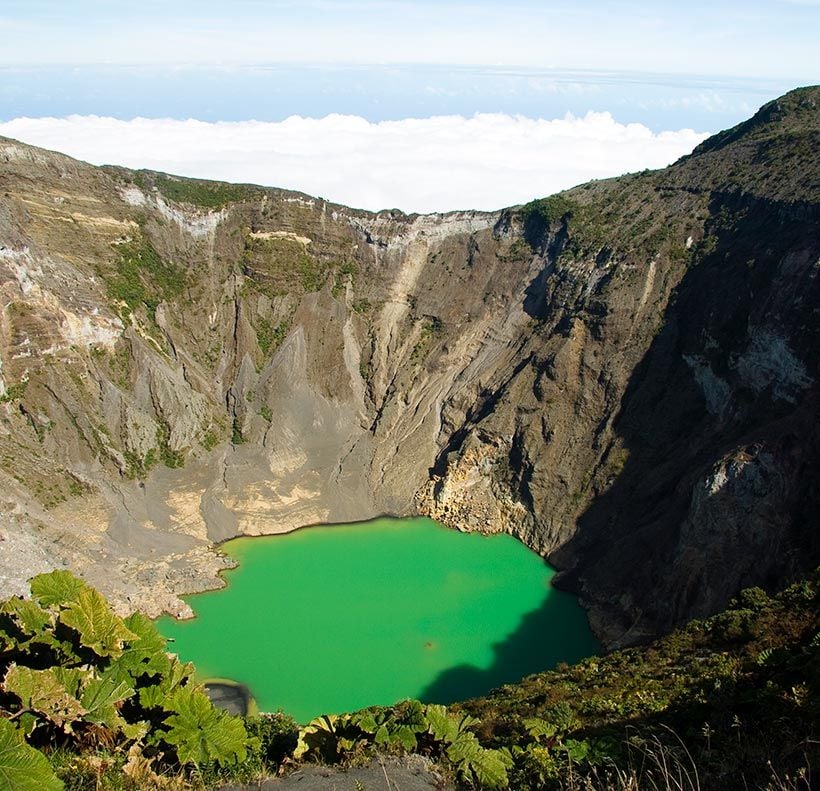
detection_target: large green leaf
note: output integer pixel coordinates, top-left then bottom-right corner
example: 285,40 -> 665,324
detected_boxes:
563,738 -> 590,763
29,630 -> 85,666
0,719 -> 64,791
15,713 -> 38,739
0,579 -> 78,660
138,685 -> 168,711
59,588 -> 136,658
294,714 -> 340,760
120,719 -> 150,741
424,704 -> 452,742
394,699 -> 427,732
3,666 -> 86,730
447,732 -> 511,789
0,598 -> 52,637
392,724 -> 419,751
134,656 -> 196,708
29,570 -> 88,609
166,658 -> 197,692
425,704 -> 479,744
51,668 -> 86,699
446,730 -> 483,765
374,724 -> 391,746
350,711 -> 378,734
112,613 -> 171,679
524,717 -> 558,742
79,672 -> 146,741
80,675 -> 134,726
471,748 -> 512,790
123,612 -> 167,651
136,658 -> 197,716
162,686 -> 250,766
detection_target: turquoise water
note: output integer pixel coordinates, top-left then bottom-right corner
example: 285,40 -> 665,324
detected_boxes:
156,517 -> 597,723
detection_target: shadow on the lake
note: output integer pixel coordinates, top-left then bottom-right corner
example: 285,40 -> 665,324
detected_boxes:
419,588 -> 599,705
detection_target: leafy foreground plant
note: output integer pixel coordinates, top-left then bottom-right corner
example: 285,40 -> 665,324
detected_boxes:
0,570 -> 256,790
295,700 -> 512,788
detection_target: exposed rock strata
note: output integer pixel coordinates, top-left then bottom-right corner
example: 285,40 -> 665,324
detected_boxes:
0,87 -> 817,647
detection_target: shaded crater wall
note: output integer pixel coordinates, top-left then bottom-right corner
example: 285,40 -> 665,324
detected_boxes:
551,193 -> 820,646
419,187 -> 820,646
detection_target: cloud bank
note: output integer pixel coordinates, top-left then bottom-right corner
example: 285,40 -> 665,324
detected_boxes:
0,113 -> 708,213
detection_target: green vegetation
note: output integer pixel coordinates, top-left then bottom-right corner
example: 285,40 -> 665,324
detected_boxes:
359,356 -> 370,380
517,193 -> 620,260
156,423 -> 185,469
134,172 -> 259,209
690,87 -> 820,158
0,379 -> 28,404
231,418 -> 245,445
422,316 -> 443,337
32,418 -> 54,444
410,316 -> 444,363
106,344 -> 132,389
66,478 -> 90,498
121,423 -> 184,480
298,254 -> 326,292
295,701 -> 512,789
456,574 -> 819,789
254,317 -> 289,357
242,236 -> 327,298
521,195 -> 577,228
201,429 -> 221,452
352,298 -> 372,314
102,238 -> 184,323
518,194 -> 582,252
503,238 -> 532,263
28,474 -> 82,510
332,260 -> 358,297
123,448 -> 158,480
0,571 -> 255,790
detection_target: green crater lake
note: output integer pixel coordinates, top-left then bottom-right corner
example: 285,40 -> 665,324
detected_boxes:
157,517 -> 597,723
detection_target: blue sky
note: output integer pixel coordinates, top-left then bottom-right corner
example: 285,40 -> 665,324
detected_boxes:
0,1 -> 816,211
1,0 -> 818,78
1,1 -> 815,126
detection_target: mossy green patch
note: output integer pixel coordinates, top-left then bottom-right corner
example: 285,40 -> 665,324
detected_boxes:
254,317 -> 289,357
134,171 -> 260,208
102,238 -> 184,323
0,379 -> 28,404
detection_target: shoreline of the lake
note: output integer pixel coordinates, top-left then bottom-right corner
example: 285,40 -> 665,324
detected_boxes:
158,513 -> 419,621
166,512 -> 529,622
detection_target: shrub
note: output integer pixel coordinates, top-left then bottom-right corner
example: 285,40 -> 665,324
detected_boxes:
0,571 -> 256,789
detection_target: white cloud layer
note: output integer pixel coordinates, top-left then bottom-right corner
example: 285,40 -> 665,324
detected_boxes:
0,114 -> 708,213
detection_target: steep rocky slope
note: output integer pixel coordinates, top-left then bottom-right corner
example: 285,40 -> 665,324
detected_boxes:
0,87 -> 817,647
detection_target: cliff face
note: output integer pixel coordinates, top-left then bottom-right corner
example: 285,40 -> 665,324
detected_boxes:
0,88 -> 817,646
